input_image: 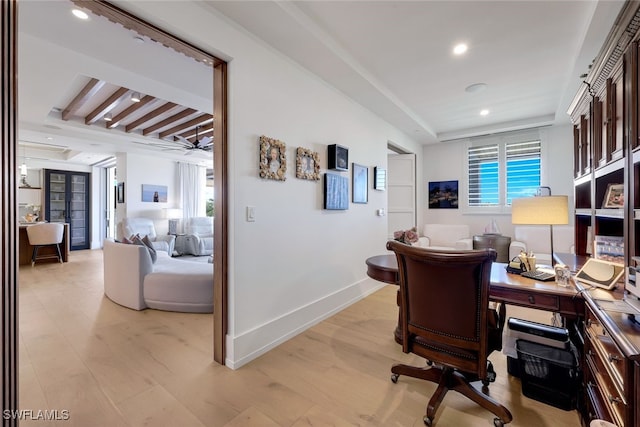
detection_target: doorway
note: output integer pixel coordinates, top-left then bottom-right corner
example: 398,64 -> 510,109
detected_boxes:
387,143 -> 417,237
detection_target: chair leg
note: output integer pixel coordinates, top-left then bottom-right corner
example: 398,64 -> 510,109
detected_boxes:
31,246 -> 39,266
425,369 -> 452,425
55,244 -> 63,263
391,363 -> 443,384
449,370 -> 513,424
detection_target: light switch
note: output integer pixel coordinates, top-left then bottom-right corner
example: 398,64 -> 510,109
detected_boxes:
246,206 -> 256,222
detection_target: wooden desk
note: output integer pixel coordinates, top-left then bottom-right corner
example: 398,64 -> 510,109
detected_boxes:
18,223 -> 70,265
366,254 -> 584,317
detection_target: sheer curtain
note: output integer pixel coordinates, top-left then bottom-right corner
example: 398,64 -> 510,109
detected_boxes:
177,162 -> 206,219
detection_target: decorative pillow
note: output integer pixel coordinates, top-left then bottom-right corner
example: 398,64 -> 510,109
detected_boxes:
131,234 -> 157,264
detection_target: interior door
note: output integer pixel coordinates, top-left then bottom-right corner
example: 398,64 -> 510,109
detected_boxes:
387,153 -> 416,238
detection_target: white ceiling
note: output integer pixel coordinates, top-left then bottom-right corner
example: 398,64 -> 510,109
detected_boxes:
17,0 -> 626,166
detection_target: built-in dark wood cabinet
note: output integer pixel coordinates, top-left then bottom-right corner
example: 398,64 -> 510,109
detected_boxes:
44,169 -> 90,250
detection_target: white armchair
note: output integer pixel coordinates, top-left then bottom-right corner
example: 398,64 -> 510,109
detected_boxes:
509,225 -> 575,265
119,218 -> 175,256
177,216 -> 213,256
416,224 -> 473,250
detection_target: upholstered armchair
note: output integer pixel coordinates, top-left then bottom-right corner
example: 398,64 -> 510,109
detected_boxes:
178,216 -> 213,256
119,217 -> 175,256
509,225 -> 575,265
415,224 -> 473,250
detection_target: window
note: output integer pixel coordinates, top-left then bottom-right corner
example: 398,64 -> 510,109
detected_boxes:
467,135 -> 541,208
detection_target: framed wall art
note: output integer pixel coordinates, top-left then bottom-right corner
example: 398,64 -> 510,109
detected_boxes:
259,135 -> 287,181
327,144 -> 349,171
374,166 -> 386,191
603,183 -> 624,208
142,184 -> 167,203
428,180 -> 458,209
352,163 -> 368,203
324,173 -> 349,210
117,182 -> 125,204
295,147 -> 320,180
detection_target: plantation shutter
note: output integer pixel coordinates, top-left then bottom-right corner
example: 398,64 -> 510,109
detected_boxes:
506,140 -> 541,205
468,144 -> 499,206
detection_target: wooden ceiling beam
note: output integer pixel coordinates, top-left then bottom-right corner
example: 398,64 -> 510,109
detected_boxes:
179,126 -> 213,141
143,108 -> 197,136
85,87 -> 129,125
61,78 -> 105,121
125,102 -> 177,133
106,94 -> 155,129
159,114 -> 213,139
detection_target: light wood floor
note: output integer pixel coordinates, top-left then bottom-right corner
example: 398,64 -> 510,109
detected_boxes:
18,249 -> 582,426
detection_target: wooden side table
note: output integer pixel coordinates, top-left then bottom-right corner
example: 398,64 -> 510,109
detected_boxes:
473,234 -> 511,263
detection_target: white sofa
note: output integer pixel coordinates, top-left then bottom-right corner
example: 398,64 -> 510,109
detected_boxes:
177,216 -> 214,256
119,217 -> 175,256
416,224 -> 473,250
509,225 -> 575,265
103,239 -> 213,313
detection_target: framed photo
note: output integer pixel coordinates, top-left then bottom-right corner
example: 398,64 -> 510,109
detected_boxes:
352,163 -> 368,203
324,173 -> 348,210
142,184 -> 167,203
374,166 -> 386,191
295,147 -> 320,180
117,182 -> 125,204
428,180 -> 458,209
259,135 -> 287,181
327,144 -> 349,171
603,183 -> 624,208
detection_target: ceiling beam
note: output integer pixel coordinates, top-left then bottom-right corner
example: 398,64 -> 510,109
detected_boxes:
61,78 -> 105,121
85,87 -> 129,125
105,94 -> 155,129
142,108 -> 197,136
125,102 -> 177,133
158,114 -> 213,139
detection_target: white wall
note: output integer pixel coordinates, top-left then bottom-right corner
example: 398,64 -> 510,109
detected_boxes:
421,124 -> 575,237
116,153 -> 181,237
118,1 -> 422,368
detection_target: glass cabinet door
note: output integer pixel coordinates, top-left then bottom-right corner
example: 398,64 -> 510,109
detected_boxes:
45,169 -> 90,250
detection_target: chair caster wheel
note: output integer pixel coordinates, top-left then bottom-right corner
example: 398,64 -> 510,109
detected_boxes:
391,373 -> 399,383
493,417 -> 505,427
423,415 -> 433,426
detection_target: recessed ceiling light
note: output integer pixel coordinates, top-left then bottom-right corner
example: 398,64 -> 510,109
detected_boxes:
71,9 -> 89,20
131,92 -> 141,103
453,43 -> 468,55
45,137 -> 53,141
104,113 -> 113,122
133,36 -> 145,44
480,109 -> 490,116
465,83 -> 487,93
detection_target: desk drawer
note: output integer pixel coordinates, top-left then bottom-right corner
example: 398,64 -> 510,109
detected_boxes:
498,290 -> 559,311
584,358 -> 616,425
585,309 -> 627,396
585,340 -> 626,427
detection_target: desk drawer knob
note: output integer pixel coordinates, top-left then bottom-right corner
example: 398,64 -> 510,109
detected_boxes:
528,295 -> 535,304
586,318 -> 593,327
608,353 -> 621,363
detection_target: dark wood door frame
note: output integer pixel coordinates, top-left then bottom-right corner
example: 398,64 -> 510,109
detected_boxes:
2,2 -> 229,418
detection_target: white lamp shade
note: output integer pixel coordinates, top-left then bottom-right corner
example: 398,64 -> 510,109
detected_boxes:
512,195 -> 569,225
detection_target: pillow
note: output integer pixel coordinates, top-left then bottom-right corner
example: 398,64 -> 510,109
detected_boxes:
132,234 -> 157,264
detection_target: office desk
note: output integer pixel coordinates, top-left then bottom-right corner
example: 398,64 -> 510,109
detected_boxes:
366,254 -> 584,317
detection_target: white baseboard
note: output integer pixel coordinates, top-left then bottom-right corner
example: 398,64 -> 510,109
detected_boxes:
225,278 -> 385,369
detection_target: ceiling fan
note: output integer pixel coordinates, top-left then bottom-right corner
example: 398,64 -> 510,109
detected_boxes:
175,125 -> 213,152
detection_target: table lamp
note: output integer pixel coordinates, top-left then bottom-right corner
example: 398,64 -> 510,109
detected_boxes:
511,195 -> 569,266
165,208 -> 183,235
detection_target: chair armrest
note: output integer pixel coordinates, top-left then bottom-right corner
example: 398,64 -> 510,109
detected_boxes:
455,238 -> 473,250
154,234 -> 176,255
509,241 -> 526,260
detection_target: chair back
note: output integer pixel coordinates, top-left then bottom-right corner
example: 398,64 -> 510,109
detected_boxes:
386,241 -> 496,378
26,223 -> 64,245
122,218 -> 157,240
185,217 -> 213,237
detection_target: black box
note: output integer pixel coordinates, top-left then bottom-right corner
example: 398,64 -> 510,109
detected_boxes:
516,339 -> 579,411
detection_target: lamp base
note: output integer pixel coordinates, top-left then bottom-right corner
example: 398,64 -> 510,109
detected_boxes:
168,219 -> 178,235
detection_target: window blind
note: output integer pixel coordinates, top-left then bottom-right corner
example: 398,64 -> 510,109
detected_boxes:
506,140 -> 541,205
468,144 -> 499,206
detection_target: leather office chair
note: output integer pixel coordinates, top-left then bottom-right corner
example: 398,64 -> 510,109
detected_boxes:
386,241 -> 512,427
26,223 -> 64,266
